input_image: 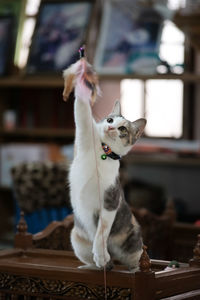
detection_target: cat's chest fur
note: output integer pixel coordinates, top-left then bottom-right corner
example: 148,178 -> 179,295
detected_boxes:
69,144 -> 119,238
70,145 -> 119,204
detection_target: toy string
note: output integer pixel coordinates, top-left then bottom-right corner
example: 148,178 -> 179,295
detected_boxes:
79,46 -> 85,59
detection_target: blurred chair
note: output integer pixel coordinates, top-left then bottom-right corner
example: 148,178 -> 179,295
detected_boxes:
122,176 -> 175,260
124,178 -> 167,216
132,203 -> 175,260
32,214 -> 74,251
11,161 -> 72,234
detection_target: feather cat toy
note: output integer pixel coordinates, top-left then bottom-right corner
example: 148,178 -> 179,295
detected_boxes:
63,47 -> 146,272
63,46 -> 100,105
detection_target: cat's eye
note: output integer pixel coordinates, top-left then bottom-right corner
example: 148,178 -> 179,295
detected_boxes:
107,118 -> 113,123
118,126 -> 127,132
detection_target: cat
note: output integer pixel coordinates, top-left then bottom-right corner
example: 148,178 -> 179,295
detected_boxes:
63,59 -> 146,272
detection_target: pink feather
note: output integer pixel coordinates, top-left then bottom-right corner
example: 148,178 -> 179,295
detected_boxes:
63,57 -> 100,105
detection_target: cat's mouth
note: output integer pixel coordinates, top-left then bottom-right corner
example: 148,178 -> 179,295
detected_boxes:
105,127 -> 117,140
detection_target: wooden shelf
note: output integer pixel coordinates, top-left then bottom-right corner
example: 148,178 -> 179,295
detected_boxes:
100,72 -> 200,82
0,73 -> 200,88
0,76 -> 64,88
0,128 -> 75,143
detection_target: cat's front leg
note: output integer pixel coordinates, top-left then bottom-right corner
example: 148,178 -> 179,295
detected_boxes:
92,209 -> 116,268
93,241 -> 110,269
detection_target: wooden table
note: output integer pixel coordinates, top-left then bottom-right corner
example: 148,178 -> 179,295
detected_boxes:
0,246 -> 200,300
0,213 -> 199,300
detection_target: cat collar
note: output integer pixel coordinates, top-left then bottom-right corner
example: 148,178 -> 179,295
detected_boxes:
101,143 -> 121,160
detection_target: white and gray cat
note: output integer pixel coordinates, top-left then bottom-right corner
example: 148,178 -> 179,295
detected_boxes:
63,59 -> 146,272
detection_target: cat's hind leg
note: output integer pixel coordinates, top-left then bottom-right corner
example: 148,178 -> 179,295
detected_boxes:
71,226 -> 98,270
108,226 -> 143,273
109,243 -> 142,273
126,250 -> 142,273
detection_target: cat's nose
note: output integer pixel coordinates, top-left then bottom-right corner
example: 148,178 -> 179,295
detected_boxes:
108,126 -> 115,131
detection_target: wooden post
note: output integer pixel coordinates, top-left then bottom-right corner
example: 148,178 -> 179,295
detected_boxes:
189,234 -> 200,267
14,211 -> 32,249
133,246 -> 155,300
163,198 -> 177,222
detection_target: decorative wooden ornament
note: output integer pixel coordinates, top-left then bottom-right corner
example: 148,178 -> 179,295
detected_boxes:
193,234 -> 200,262
15,211 -> 32,249
16,211 -> 28,235
139,245 -> 151,272
190,234 -> 200,267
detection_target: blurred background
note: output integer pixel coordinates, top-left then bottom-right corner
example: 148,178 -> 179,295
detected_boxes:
0,0 -> 200,261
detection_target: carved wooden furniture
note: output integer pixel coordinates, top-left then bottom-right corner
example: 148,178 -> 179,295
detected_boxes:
0,213 -> 200,299
28,209 -> 174,260
132,208 -> 200,262
32,213 -> 74,251
172,222 -> 200,263
0,239 -> 200,299
17,208 -> 200,263
132,207 -> 174,260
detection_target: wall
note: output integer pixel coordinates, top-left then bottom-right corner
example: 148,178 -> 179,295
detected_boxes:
127,161 -> 200,222
92,80 -> 120,120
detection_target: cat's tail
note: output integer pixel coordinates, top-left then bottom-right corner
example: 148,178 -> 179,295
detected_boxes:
63,48 -> 101,104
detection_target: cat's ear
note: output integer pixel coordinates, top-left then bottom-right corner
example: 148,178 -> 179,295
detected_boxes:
111,100 -> 121,116
132,118 -> 147,139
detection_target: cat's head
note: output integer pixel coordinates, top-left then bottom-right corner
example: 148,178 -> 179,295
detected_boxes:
98,101 -> 146,156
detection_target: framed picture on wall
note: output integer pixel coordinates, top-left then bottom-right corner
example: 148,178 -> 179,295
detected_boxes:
94,1 -> 163,75
26,0 -> 93,74
0,0 -> 26,66
0,16 -> 14,76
